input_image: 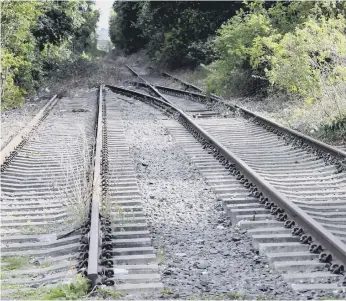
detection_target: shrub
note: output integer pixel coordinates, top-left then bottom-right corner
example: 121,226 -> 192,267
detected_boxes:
1,50 -> 25,109
206,3 -> 272,95
206,1 -> 346,99
253,16 -> 346,100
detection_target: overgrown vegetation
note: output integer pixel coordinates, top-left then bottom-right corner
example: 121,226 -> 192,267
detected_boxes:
208,1 -> 346,99
2,256 -> 30,271
96,287 -> 125,299
2,274 -> 89,300
207,0 -> 346,142
1,0 -> 99,109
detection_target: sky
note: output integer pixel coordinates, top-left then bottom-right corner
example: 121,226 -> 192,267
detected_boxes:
95,0 -> 113,30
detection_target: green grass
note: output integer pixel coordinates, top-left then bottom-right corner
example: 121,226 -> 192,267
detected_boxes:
226,292 -> 246,300
188,292 -> 247,300
2,274 -> 89,300
0,273 -> 10,280
2,257 -> 30,271
257,295 -> 275,300
319,114 -> 346,145
319,297 -> 345,300
160,289 -> 173,295
3,289 -> 38,299
97,287 -> 125,299
1,283 -> 26,290
40,261 -> 53,268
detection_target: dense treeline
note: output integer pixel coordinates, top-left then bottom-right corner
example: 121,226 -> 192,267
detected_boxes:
109,1 -> 246,67
1,0 -> 99,109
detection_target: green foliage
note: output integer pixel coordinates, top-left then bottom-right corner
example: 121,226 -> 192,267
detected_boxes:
160,289 -> 173,295
1,1 -> 42,108
1,0 -> 99,109
321,114 -> 346,142
110,1 -> 244,68
2,256 -> 29,270
40,274 -> 89,300
253,16 -> 346,99
225,291 -> 246,300
109,2 -> 146,54
206,2 -> 272,95
3,274 -> 89,300
206,0 -> 346,100
97,287 -> 125,299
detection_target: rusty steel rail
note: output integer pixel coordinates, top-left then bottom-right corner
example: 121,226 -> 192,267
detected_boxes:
106,83 -> 346,266
87,85 -> 103,286
151,68 -> 346,161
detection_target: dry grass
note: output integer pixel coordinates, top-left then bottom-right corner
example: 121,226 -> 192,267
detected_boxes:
60,125 -> 93,227
241,82 -> 346,146
42,49 -> 150,98
46,123 -> 95,231
172,65 -> 210,91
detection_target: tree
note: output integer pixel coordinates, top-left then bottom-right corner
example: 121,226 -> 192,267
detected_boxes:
109,1 -> 146,54
1,0 -> 99,109
109,1 -> 244,67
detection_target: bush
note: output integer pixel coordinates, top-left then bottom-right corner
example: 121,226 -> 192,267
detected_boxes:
253,16 -> 346,100
206,1 -> 346,100
206,3 -> 272,95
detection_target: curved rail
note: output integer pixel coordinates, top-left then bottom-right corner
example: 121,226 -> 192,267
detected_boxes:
126,65 -> 173,105
106,83 -> 346,266
151,68 -> 346,161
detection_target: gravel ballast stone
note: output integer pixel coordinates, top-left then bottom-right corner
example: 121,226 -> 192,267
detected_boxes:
112,95 -> 299,300
1,98 -> 49,150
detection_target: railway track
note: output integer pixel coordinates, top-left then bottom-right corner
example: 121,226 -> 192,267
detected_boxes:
0,89 -> 98,297
1,63 -> 345,299
118,65 -> 346,295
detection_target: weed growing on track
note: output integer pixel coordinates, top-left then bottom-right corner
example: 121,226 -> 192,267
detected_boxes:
187,292 -> 247,300
2,274 -> 89,300
101,194 -> 113,220
226,292 -> 246,300
22,219 -> 48,235
2,257 -> 30,270
55,124 -> 94,230
160,289 -> 173,295
1,283 -> 27,290
257,295 -> 275,300
114,204 -> 125,229
0,273 -> 10,279
96,287 -> 125,299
